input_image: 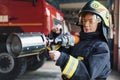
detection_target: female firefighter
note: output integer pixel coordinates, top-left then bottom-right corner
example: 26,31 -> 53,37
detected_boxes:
49,1 -> 111,80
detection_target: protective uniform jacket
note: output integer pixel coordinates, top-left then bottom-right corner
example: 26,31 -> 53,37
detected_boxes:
56,32 -> 111,80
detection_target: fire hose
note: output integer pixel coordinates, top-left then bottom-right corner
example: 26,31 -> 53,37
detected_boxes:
6,32 -> 80,57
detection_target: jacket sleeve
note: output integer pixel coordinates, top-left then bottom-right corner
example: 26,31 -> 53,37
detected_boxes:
56,42 -> 111,80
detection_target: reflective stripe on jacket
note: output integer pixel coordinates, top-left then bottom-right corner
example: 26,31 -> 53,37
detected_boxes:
56,40 -> 111,80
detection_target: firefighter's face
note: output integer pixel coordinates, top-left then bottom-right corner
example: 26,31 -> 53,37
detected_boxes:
81,13 -> 99,33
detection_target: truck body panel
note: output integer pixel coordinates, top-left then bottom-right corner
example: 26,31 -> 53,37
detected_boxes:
0,0 -> 64,35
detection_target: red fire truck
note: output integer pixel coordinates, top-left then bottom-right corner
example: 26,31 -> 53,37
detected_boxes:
0,0 -> 67,80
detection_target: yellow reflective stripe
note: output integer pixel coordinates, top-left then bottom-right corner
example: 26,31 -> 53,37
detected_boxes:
46,45 -> 61,50
46,46 -> 51,50
62,56 -> 73,75
77,56 -> 84,60
67,58 -> 78,78
62,56 -> 79,79
55,45 -> 61,50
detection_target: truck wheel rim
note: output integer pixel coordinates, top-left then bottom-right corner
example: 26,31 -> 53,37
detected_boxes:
0,53 -> 14,73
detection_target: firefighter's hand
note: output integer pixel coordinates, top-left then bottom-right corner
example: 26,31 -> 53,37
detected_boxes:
49,50 -> 61,61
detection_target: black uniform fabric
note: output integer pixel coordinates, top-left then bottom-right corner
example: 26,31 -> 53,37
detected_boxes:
56,31 -> 111,80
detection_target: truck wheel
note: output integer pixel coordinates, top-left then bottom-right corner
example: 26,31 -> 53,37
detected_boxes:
27,54 -> 46,71
0,53 -> 27,80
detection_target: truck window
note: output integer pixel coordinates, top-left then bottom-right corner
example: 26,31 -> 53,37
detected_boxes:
46,0 -> 60,10
53,18 -> 63,28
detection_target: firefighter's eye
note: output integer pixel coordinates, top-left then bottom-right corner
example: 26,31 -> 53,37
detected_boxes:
82,19 -> 96,24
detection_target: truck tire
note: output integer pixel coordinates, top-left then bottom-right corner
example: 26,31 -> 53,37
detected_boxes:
27,53 -> 46,71
0,53 -> 27,80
